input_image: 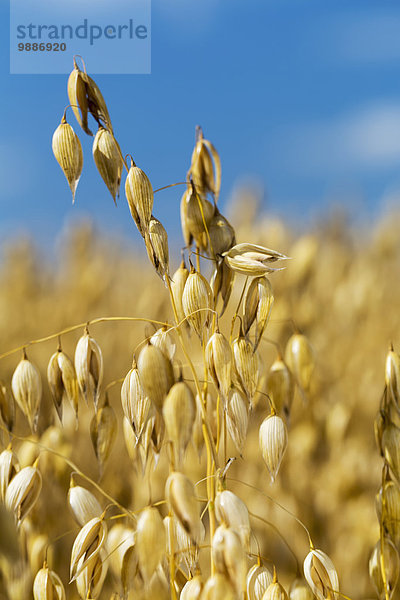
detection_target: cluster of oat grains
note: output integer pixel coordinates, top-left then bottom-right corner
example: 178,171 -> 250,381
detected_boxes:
0,58 -> 347,600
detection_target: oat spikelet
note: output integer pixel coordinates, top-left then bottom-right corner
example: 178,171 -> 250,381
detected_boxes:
0,380 -> 15,433
201,574 -> 236,600
136,507 -> 166,582
121,356 -> 152,443
181,574 -> 204,599
383,423 -> 400,484
206,330 -> 232,402
6,463 -> 42,525
211,259 -> 235,317
33,563 -> 65,600
75,549 -> 108,599
223,243 -> 289,276
163,381 -> 196,465
264,580 -> 289,600
11,353 -> 42,432
215,489 -> 251,551
90,396 -> 117,472
188,125 -> 221,201
52,113 -> 83,204
182,265 -> 213,338
68,479 -> 102,526
171,260 -> 189,328
145,216 -> 170,282
285,333 -> 315,395
0,448 -> 19,501
267,357 -> 294,420
74,330 -> 103,408
93,126 -> 123,204
208,208 -> 236,256
150,326 -> 176,361
212,524 -> 247,595
386,345 -> 400,408
259,414 -> 288,482
67,62 -> 91,135
125,158 -> 154,235
180,182 -> 215,251
137,342 -> 174,411
369,537 -> 399,600
243,276 -> 274,349
247,563 -> 273,600
166,471 -> 202,543
303,548 -> 339,600
376,479 -> 400,548
70,516 -> 107,582
289,577 -> 314,600
226,390 -> 249,455
47,348 -> 79,421
232,333 -> 259,401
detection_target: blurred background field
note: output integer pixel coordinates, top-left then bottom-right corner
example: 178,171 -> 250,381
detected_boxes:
1,187 -> 399,598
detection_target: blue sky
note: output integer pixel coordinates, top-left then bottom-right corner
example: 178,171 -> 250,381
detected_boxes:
1,0 -> 400,247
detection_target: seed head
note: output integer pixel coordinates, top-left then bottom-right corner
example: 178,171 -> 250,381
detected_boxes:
68,479 -> 102,527
180,183 -> 215,251
386,346 -> 400,408
376,479 -> 400,548
263,580 -> 289,600
267,358 -> 294,420
247,564 -> 273,600
75,549 -> 108,600
137,342 -> 174,411
188,125 -> 221,201
285,334 -> 314,394
181,575 -> 204,600
121,357 -> 151,443
215,489 -> 251,552
208,209 -> 236,256
171,260 -> 190,328
289,577 -> 314,600
182,267 -> 213,338
201,574 -> 236,600
0,448 -> 19,501
92,126 -> 123,204
206,330 -> 232,401
243,276 -> 274,349
212,524 -> 247,594
11,354 -> 42,432
226,390 -> 249,455
165,471 -> 202,543
211,259 -> 235,317
74,330 -> 103,408
163,382 -> 196,466
259,414 -> 288,482
232,334 -> 259,401
33,564 -> 65,600
135,507 -> 166,582
150,326 -> 176,361
145,217 -> 170,282
90,397 -> 117,472
369,537 -> 399,600
383,423 -> 400,484
70,516 -> 107,582
125,159 -> 153,235
303,548 -> 339,600
6,463 -> 42,525
223,243 -> 289,276
0,380 -> 15,433
47,348 -> 79,421
52,114 -> 83,204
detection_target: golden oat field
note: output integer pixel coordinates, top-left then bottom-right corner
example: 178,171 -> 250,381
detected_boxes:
0,62 -> 400,600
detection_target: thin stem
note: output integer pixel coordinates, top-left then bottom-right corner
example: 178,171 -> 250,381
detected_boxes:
0,316 -> 172,361
249,511 -> 300,574
154,182 -> 187,194
227,477 -> 313,548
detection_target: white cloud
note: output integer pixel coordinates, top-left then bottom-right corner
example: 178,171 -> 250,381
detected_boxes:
276,103 -> 400,176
